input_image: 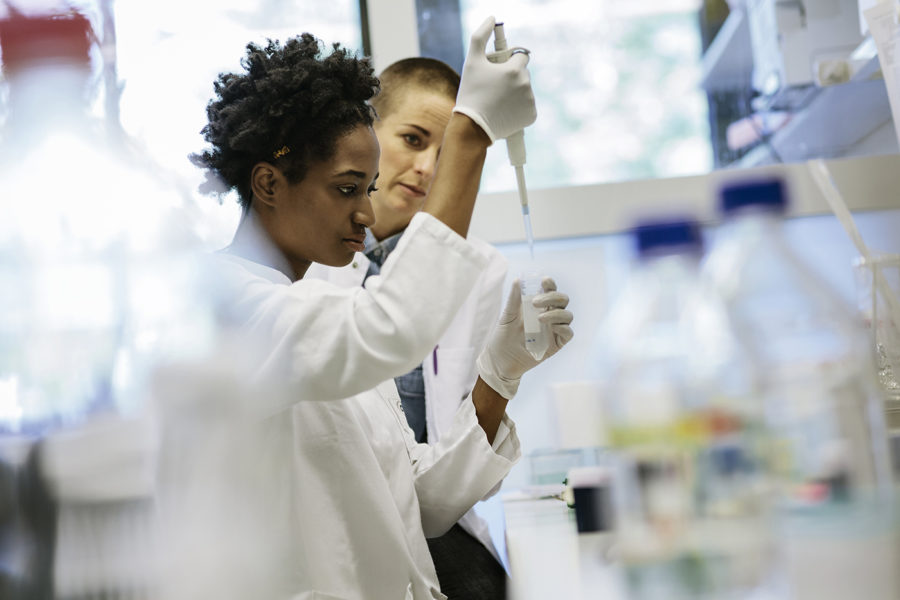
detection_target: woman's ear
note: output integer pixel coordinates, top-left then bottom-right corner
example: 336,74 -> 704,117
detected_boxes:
250,162 -> 282,209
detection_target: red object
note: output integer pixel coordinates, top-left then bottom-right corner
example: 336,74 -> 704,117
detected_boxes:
0,12 -> 93,70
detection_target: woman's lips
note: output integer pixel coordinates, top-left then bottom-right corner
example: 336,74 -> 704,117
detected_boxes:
399,183 -> 426,197
343,238 -> 366,252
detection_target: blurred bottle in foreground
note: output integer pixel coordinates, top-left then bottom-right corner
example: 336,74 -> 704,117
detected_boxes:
0,11 -> 283,599
703,178 -> 899,599
594,218 -> 775,600
0,11 -> 211,435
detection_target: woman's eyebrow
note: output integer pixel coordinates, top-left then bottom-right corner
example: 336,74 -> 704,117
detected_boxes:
332,169 -> 367,178
402,124 -> 430,137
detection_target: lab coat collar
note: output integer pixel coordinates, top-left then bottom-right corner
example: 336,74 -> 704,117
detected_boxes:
364,227 -> 404,268
222,208 -> 295,281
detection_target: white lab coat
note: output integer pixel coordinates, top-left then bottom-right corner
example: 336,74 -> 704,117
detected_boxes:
212,213 -> 521,600
305,235 -> 509,563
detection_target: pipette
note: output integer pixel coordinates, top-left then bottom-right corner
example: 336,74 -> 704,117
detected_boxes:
489,23 -> 546,359
489,22 -> 535,260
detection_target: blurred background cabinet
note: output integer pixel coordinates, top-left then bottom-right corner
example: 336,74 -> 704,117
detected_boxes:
699,0 -> 896,168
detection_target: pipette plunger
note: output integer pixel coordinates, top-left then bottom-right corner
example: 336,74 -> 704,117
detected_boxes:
490,22 -> 535,260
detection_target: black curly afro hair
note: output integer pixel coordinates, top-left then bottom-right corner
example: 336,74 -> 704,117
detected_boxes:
190,34 -> 379,210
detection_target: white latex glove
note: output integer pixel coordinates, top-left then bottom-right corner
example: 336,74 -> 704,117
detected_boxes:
476,278 -> 574,399
452,15 -> 537,142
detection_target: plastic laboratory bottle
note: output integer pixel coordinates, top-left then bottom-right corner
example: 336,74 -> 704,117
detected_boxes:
0,13 -> 216,435
594,219 -> 776,600
521,269 -> 549,360
702,178 -> 898,599
0,12 -> 283,600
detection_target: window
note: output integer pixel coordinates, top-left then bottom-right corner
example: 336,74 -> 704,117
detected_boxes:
114,0 -> 363,198
453,0 -> 714,192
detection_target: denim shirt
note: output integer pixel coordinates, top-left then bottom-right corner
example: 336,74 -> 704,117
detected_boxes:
364,229 -> 428,443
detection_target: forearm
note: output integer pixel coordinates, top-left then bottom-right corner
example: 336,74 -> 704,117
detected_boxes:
421,113 -> 490,238
412,395 -> 519,537
472,376 -> 509,445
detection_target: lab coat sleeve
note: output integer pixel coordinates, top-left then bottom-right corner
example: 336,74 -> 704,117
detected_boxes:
407,397 -> 521,538
424,240 -> 508,443
467,242 -> 508,358
219,213 -> 487,404
462,245 -> 507,414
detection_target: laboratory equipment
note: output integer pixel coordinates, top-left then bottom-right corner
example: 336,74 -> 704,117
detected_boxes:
703,178 -> 892,502
488,22 -> 547,358
520,270 -> 549,360
0,12 -> 214,435
746,0 -> 864,109
488,22 -> 535,260
703,177 -> 899,599
0,11 -> 273,599
568,465 -> 614,534
808,158 -> 900,409
853,253 -> 900,407
595,218 -> 775,600
0,12 -> 166,597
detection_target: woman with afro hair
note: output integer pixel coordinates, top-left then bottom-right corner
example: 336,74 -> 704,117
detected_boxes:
191,17 -> 573,600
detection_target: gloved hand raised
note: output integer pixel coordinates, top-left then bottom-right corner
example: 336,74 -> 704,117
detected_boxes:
476,278 -> 574,399
453,16 -> 537,142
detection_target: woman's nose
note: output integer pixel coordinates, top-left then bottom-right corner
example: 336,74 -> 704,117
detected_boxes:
413,148 -> 439,181
354,197 -> 376,228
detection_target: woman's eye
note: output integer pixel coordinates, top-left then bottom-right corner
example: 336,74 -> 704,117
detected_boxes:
367,184 -> 379,196
402,134 -> 421,147
338,185 -> 357,196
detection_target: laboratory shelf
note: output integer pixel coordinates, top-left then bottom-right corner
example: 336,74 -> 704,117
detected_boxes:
735,57 -> 892,167
699,4 -> 895,167
700,8 -> 753,91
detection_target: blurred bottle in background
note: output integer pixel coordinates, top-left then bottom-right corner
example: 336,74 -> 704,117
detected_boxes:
703,177 -> 899,599
593,218 -> 775,600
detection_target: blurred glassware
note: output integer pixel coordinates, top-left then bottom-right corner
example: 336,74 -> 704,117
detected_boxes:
853,253 -> 900,410
0,12 -> 213,436
528,447 -> 599,486
595,218 -> 776,600
0,10 -> 249,599
704,177 -> 899,600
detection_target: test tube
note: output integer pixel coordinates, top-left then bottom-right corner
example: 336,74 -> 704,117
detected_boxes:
521,271 -> 549,360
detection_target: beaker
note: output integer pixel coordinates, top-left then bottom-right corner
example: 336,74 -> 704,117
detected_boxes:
853,253 -> 900,416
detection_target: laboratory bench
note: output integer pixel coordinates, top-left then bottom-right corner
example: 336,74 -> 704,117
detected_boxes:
501,483 -> 900,600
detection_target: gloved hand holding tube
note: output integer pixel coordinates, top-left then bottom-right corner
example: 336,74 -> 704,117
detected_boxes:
453,16 -> 536,142
476,278 -> 574,400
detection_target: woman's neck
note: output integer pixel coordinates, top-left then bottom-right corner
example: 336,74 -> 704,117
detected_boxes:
225,207 -> 299,281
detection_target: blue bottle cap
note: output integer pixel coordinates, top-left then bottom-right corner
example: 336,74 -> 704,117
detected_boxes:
719,178 -> 787,215
633,219 -> 703,258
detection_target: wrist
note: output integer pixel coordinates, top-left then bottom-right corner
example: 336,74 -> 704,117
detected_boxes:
472,376 -> 509,445
476,350 -> 521,400
447,112 -> 492,147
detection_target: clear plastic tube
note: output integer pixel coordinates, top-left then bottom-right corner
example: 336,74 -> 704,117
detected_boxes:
521,270 -> 548,360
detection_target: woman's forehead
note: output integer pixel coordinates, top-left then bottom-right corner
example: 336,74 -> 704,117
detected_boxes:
390,86 -> 453,115
325,125 -> 380,177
